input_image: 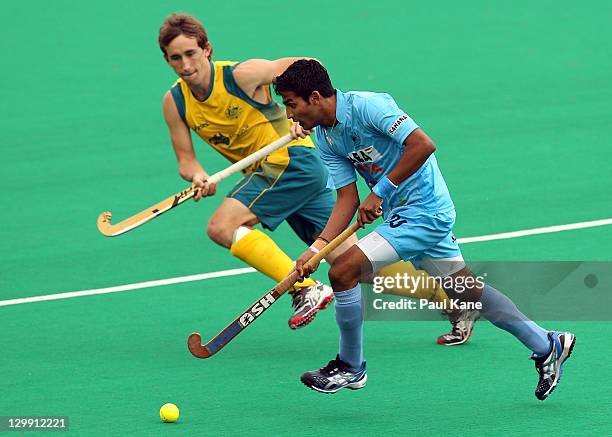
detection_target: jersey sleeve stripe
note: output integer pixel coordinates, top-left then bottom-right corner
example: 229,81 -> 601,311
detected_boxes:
170,84 -> 187,124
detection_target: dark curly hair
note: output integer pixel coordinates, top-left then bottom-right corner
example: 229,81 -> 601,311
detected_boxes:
274,59 -> 335,101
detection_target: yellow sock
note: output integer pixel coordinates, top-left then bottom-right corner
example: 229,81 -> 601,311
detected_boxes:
377,261 -> 450,304
230,228 -> 316,291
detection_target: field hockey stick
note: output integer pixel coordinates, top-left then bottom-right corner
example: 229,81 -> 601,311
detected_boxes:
187,221 -> 361,359
96,134 -> 292,237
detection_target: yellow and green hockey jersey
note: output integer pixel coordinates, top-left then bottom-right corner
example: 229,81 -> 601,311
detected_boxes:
170,60 -> 314,174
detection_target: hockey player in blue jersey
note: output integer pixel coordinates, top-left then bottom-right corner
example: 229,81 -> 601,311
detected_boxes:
274,59 -> 576,400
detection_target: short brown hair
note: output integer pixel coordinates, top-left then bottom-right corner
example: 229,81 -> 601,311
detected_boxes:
158,13 -> 212,60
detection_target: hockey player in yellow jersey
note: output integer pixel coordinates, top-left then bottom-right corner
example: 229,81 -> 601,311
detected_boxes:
158,13 -> 355,329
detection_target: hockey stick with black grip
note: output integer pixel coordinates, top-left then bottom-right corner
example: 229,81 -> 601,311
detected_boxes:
187,221 -> 360,359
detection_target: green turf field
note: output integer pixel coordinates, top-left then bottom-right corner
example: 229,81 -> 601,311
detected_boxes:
1,1 -> 611,435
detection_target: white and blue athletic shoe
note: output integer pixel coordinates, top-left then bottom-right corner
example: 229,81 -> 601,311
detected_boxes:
532,332 -> 576,400
288,281 -> 334,330
301,355 -> 367,394
437,308 -> 480,346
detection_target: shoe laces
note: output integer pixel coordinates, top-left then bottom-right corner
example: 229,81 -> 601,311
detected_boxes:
291,289 -> 305,309
320,357 -> 346,375
534,361 -> 551,390
449,319 -> 464,336
533,350 -> 554,379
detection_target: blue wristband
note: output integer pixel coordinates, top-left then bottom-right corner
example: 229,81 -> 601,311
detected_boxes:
372,176 -> 398,199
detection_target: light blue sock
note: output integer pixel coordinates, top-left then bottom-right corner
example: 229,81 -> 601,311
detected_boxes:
479,284 -> 551,356
334,284 -> 364,370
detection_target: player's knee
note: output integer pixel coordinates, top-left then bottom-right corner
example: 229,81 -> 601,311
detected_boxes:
206,218 -> 233,248
328,254 -> 360,291
447,267 -> 483,302
461,285 -> 482,302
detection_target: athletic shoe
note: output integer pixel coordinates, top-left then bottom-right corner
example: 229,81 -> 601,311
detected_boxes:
437,308 -> 480,346
288,281 -> 334,330
532,331 -> 576,400
301,355 -> 367,393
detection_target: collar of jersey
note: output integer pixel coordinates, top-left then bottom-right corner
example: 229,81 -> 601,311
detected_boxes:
334,89 -> 348,126
190,61 -> 215,102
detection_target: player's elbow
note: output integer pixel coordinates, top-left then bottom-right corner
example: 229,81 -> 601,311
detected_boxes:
423,138 -> 436,155
405,130 -> 436,158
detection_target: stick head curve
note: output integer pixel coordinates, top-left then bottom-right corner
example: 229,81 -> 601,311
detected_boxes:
97,211 -> 115,236
188,332 -> 211,359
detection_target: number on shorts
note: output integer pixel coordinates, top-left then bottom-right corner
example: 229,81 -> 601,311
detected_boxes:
388,213 -> 407,228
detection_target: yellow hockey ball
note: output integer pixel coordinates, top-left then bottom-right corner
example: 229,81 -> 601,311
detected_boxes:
160,403 -> 180,423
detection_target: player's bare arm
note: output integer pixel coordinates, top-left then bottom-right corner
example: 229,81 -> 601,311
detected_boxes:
234,58 -> 317,139
162,91 -> 217,201
233,58 -> 317,98
295,182 -> 360,280
387,128 -> 436,186
359,128 -> 436,226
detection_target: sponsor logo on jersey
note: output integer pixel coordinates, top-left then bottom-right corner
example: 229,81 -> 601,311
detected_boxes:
194,122 -> 210,132
388,114 -> 408,136
239,293 -> 277,327
210,133 -> 230,146
347,146 -> 382,164
236,124 -> 250,139
225,105 -> 243,120
356,163 -> 384,176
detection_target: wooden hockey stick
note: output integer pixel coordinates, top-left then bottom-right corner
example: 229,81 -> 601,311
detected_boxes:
188,222 -> 360,359
97,134 -> 293,237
